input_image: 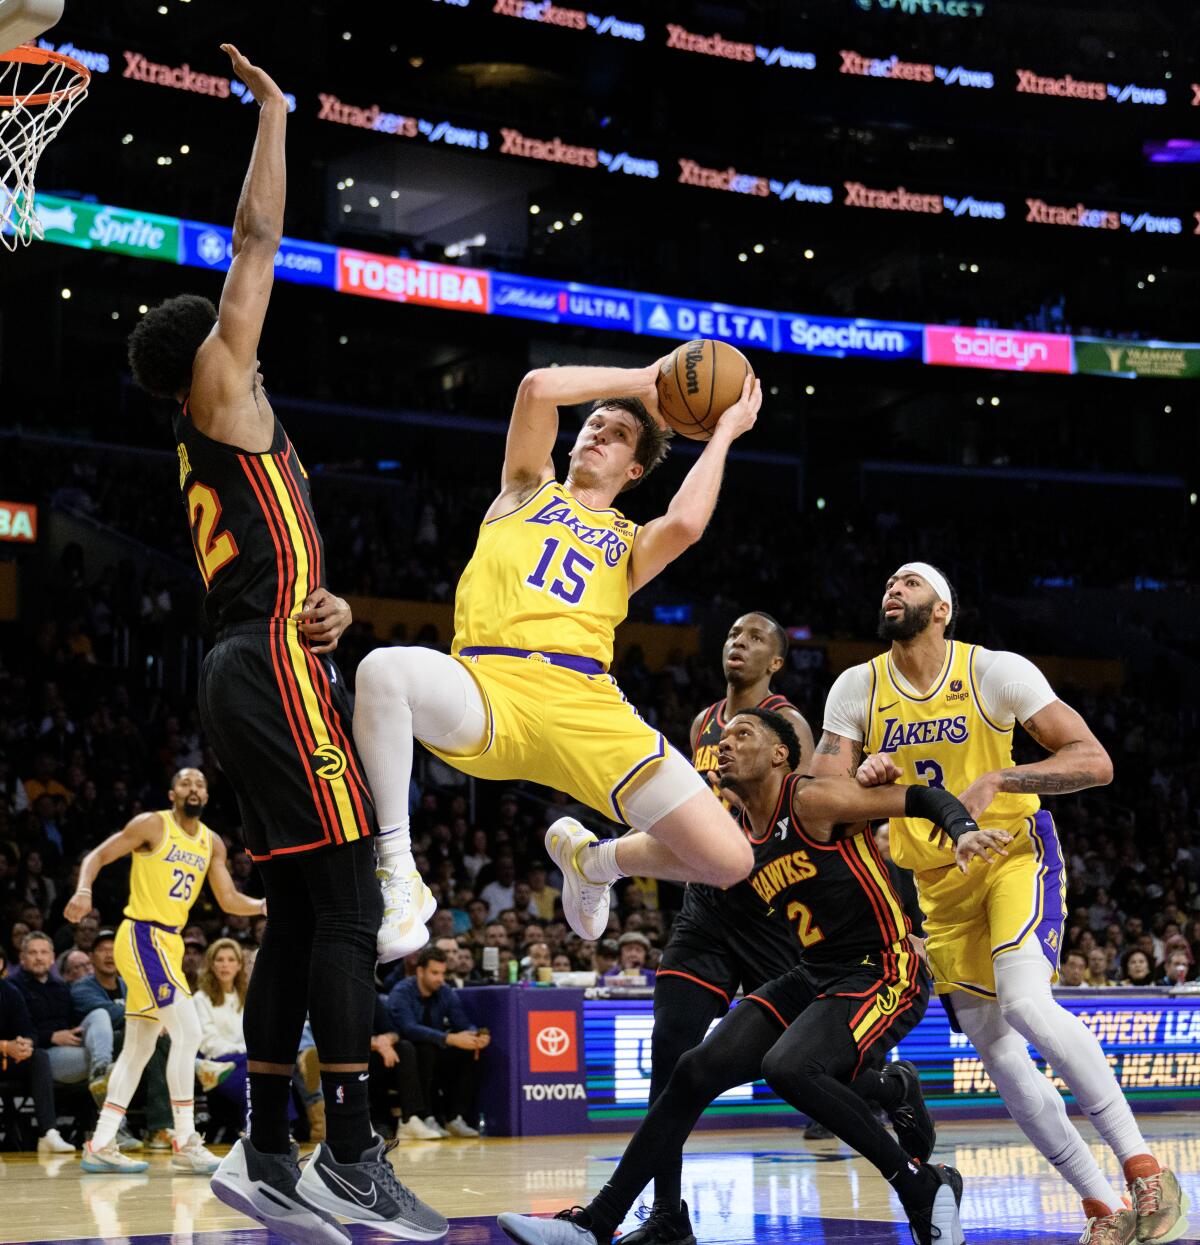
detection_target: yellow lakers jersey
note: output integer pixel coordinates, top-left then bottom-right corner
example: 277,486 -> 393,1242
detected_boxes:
452,481 -> 638,669
125,810 -> 214,928
864,641 -> 1039,875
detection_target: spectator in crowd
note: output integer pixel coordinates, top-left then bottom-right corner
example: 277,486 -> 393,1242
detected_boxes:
368,997 -> 439,1141
58,948 -> 93,984
526,860 -> 560,922
1058,950 -> 1088,987
602,932 -> 655,984
386,947 -> 489,1138
521,942 -> 552,982
479,855 -> 517,919
12,931 -> 113,1107
461,830 -> 491,884
1120,949 -> 1155,987
1084,947 -> 1116,988
551,953 -> 574,973
181,933 -> 207,992
18,849 -> 56,915
483,922 -> 510,951
1161,947 -> 1193,986
594,940 -> 619,978
193,939 -> 249,1126
0,972 -> 73,1152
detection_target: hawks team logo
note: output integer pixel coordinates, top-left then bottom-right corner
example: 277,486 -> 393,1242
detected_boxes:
876,983 -> 901,1016
312,743 -> 348,781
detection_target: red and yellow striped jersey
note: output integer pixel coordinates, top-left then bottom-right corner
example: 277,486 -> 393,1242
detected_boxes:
172,404 -> 324,631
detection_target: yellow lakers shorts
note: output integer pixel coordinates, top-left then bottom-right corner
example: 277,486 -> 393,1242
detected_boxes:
115,918 -> 192,1016
423,653 -> 667,825
917,810 -> 1066,998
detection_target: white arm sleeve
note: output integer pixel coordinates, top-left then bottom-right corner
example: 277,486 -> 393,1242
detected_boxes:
975,649 -> 1058,729
821,663 -> 872,743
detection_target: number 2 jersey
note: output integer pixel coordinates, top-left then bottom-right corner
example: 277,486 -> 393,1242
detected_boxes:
124,809 -> 213,928
173,404 -> 327,632
451,480 -> 639,670
745,772 -> 916,979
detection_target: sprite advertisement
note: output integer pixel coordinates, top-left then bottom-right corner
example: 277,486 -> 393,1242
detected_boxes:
32,193 -> 180,262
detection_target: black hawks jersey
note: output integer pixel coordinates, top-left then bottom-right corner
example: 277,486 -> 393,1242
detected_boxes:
172,404 -> 327,631
745,772 -> 913,971
686,692 -> 799,922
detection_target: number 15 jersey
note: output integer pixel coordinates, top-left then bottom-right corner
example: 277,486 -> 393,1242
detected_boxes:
452,481 -> 639,670
124,810 -> 214,929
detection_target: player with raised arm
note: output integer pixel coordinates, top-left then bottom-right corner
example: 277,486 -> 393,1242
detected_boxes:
124,45 -> 444,1244
811,562 -> 1187,1245
62,768 -> 261,1174
354,364 -> 765,956
497,707 -> 988,1245
622,612 -> 813,1245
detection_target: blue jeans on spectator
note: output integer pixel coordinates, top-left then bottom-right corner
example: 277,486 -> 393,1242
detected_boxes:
48,1007 -> 113,1084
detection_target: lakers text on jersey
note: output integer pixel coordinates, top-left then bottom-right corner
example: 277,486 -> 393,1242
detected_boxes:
115,811 -> 212,1016
863,641 -> 1066,997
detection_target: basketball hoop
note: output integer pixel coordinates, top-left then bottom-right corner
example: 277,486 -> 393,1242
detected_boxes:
0,42 -> 88,251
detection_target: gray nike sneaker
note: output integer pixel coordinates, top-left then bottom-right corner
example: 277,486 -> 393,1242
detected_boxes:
498,1207 -> 600,1245
296,1136 -> 448,1240
210,1138 -> 349,1245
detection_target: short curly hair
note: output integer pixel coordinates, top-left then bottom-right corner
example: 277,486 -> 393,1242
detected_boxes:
126,294 -> 218,399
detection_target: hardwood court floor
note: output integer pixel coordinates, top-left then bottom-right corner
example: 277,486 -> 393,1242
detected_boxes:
1,1117 -> 1197,1244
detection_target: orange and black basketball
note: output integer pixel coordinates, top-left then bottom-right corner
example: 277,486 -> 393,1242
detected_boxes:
655,339 -> 753,441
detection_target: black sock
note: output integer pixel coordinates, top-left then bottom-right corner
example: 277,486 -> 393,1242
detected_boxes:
321,1070 -> 373,1164
584,1185 -> 624,1243
247,1072 -> 293,1154
888,1158 -> 934,1212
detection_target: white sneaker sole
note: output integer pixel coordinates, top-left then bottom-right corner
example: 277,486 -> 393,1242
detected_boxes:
211,1149 -> 349,1245
377,880 -> 437,963
172,1155 -> 220,1174
930,1182 -> 965,1245
295,1163 -> 448,1240
545,819 -> 610,941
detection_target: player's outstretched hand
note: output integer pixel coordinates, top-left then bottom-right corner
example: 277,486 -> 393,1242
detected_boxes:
856,754 -> 902,787
298,588 -> 352,653
220,44 -> 287,107
716,374 -> 762,442
953,827 -> 1012,874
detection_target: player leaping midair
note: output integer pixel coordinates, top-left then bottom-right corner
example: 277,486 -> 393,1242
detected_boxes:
354,365 -> 763,959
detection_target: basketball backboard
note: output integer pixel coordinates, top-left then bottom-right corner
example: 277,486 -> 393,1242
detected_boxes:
0,0 -> 63,52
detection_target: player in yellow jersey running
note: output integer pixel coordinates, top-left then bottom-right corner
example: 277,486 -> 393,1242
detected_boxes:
811,562 -> 1187,1245
63,768 -> 266,1175
354,362 -> 762,959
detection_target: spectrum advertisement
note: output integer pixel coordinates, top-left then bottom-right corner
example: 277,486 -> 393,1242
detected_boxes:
28,190 -> 1200,381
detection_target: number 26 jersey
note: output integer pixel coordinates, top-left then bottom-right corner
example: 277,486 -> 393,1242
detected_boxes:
124,810 -> 214,929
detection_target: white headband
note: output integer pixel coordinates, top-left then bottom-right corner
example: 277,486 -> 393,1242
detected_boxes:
893,562 -> 953,623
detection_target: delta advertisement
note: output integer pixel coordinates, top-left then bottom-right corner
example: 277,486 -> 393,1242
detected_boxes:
30,190 -> 1200,381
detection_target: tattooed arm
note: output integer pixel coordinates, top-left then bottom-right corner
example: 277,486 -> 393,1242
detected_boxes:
958,700 -> 1113,819
807,730 -> 864,780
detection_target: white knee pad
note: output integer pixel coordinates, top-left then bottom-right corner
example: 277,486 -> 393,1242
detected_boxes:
357,645 -> 486,752
955,991 -> 1061,1124
620,746 -> 709,831
994,944 -> 1073,1067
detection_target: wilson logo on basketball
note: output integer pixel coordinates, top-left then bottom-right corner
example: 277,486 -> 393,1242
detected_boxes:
528,1011 -> 578,1073
683,342 -> 705,395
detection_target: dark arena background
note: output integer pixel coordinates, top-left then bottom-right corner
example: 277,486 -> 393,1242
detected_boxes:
1,1 -> 1198,1244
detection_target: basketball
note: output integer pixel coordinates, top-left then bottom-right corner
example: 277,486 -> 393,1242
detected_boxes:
656,339 -> 753,441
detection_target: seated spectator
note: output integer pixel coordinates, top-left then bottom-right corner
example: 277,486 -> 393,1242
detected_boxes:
463,899 -> 490,946
19,849 -> 57,916
551,953 -> 574,973
497,909 -> 524,941
12,931 -> 113,1106
1058,950 -> 1087,987
1120,949 -> 1155,987
461,829 -> 491,883
527,860 -> 560,922
521,942 -> 552,982
181,933 -> 207,991
480,856 -> 517,919
429,910 -> 457,942
483,922 -> 510,952
367,997 -> 439,1141
0,972 -> 73,1152
1085,947 -> 1115,988
386,947 -> 489,1138
594,939 -> 619,977
194,939 -> 249,1125
601,932 -> 656,984
1160,947 -> 1193,986
58,948 -> 92,984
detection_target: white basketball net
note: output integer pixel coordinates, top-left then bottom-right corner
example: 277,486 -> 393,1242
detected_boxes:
0,49 -> 88,251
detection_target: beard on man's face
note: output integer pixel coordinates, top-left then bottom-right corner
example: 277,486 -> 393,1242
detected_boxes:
182,796 -> 204,815
877,598 -> 935,642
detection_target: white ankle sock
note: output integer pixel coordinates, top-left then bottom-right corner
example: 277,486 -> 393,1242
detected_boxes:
579,838 -> 623,885
377,824 -> 414,869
